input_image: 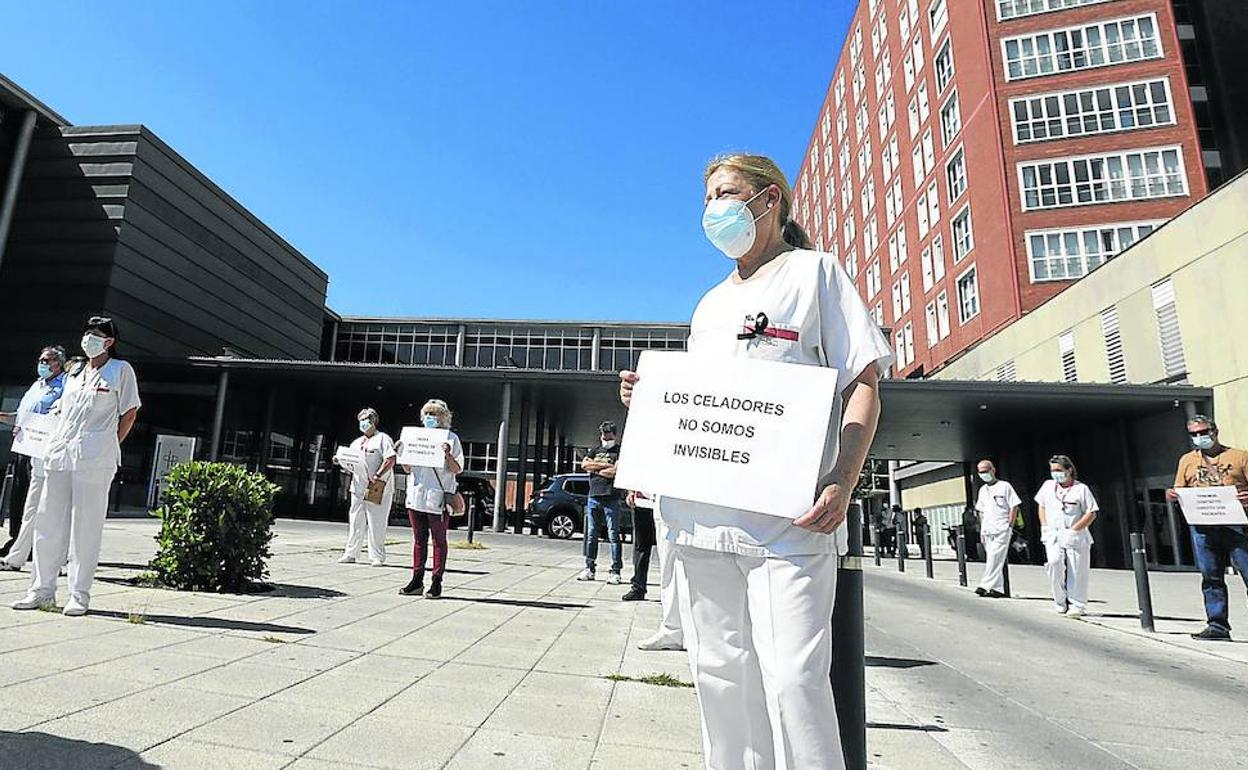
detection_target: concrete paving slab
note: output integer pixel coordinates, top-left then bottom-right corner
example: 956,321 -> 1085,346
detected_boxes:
589,742 -> 705,770
128,739 -> 290,770
306,714 -> 473,769
184,699 -> 361,756
444,728 -> 596,770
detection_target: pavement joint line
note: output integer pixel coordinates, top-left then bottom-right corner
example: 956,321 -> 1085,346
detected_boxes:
588,586 -> 644,770
865,619 -> 1146,770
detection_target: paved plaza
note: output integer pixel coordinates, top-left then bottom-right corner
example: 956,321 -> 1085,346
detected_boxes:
0,518 -> 1246,769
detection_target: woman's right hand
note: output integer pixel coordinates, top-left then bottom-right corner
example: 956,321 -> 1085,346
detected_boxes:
619,370 -> 638,408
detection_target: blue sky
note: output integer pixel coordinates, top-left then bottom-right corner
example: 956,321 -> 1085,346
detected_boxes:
6,1 -> 850,322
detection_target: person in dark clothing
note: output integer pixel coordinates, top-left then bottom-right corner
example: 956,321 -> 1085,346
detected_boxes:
577,420 -> 623,583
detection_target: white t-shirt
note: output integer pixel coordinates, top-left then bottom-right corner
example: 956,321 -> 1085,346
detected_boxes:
405,431 -> 465,514
1034,480 -> 1099,545
658,249 -> 893,557
44,359 -> 141,473
976,480 -> 1022,535
349,431 -> 397,496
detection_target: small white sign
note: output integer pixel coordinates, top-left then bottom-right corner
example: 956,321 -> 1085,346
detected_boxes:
397,427 -> 450,469
147,434 -> 197,508
614,351 -> 839,519
1175,486 -> 1248,526
334,446 -> 366,475
11,412 -> 57,460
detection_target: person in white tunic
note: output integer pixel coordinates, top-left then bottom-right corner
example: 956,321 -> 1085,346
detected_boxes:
620,154 -> 892,770
627,491 -> 685,651
13,317 -> 141,616
973,459 -> 1021,598
1035,454 -> 1099,617
337,407 -> 397,567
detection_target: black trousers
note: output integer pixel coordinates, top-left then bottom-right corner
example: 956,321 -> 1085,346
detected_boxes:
630,506 -> 657,593
2,455 -> 31,552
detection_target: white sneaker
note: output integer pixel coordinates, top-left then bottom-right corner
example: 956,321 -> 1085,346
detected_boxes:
63,596 -> 88,617
576,569 -> 595,582
337,555 -> 357,564
1066,607 -> 1085,619
11,593 -> 53,611
606,572 -> 622,585
370,559 -> 385,567
0,560 -> 20,572
637,633 -> 684,651
1055,605 -> 1068,615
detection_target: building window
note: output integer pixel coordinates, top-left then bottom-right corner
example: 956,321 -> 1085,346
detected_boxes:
917,190 -> 930,237
925,301 -> 938,347
918,82 -> 931,121
1151,279 -> 1188,381
936,289 -> 951,338
1019,146 -> 1187,210
908,99 -> 921,140
904,52 -> 916,91
996,360 -> 1017,382
872,302 -> 885,327
1059,331 -> 1078,383
861,174 -> 876,215
904,323 -> 915,366
921,245 -> 934,290
934,38 -> 955,93
899,4 -> 911,38
932,234 -> 946,281
845,245 -> 859,280
940,92 -> 962,146
1003,15 -> 1163,81
842,215 -> 856,250
922,130 -> 936,175
952,206 -> 973,261
912,33 -> 926,72
1011,78 -> 1175,144
997,0 -> 1115,22
865,214 -> 880,255
1026,221 -> 1161,281
946,147 -> 967,202
929,0 -> 948,36
1100,305 -> 1127,384
867,258 -> 882,298
926,180 -> 940,226
911,146 -> 926,188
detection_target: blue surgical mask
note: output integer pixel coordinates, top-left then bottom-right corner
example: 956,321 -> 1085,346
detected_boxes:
1051,471 -> 1069,484
1192,434 -> 1214,451
37,363 -> 53,380
81,334 -> 108,359
423,416 -> 440,429
978,472 -> 994,483
702,188 -> 770,259
358,419 -> 372,433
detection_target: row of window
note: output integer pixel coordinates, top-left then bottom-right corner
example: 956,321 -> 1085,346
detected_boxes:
1011,78 -> 1174,144
997,0 -> 1115,22
1019,146 -> 1187,211
1003,14 -> 1162,81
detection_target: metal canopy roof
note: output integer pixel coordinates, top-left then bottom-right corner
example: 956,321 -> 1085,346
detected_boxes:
181,357 -> 1211,461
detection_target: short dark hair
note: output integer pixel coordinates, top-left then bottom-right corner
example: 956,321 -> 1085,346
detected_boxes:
1187,414 -> 1216,430
83,315 -> 121,359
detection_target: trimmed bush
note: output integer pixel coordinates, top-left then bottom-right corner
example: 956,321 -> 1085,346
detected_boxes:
149,461 -> 279,592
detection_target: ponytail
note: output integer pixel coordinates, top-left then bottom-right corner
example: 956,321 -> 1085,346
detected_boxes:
782,219 -> 813,250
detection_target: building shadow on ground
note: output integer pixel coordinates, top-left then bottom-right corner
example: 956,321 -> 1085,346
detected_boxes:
0,730 -> 160,769
1094,612 -> 1203,623
90,609 -> 314,636
865,655 -> 938,669
435,596 -> 589,611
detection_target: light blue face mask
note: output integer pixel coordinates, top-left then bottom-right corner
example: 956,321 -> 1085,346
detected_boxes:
423,416 -> 440,429
358,419 -> 372,433
702,188 -> 770,259
1051,471 -> 1069,484
37,362 -> 53,380
1192,434 -> 1214,451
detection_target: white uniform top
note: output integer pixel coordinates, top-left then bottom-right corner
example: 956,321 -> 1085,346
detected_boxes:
406,431 -> 464,514
1034,480 -> 1099,545
976,480 -> 1022,535
44,359 -> 141,474
349,431 -> 397,497
659,249 -> 893,557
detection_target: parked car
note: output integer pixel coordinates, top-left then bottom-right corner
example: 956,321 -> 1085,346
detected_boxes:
389,470 -> 495,528
525,473 -> 633,540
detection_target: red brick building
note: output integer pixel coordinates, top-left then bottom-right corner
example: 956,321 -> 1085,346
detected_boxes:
792,0 -> 1212,378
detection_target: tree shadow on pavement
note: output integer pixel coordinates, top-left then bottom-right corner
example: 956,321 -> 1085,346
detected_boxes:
0,730 -> 160,769
436,596 -> 589,611
865,655 -> 938,669
1094,612 -> 1204,623
90,609 -> 315,636
866,722 -> 949,732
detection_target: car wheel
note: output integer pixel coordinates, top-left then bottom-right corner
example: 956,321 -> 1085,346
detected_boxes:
546,512 -> 577,540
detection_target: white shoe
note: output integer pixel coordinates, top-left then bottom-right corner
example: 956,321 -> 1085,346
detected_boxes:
1055,605 -> 1068,615
337,555 -> 357,564
370,560 -> 385,567
1066,607 -> 1085,619
12,593 -> 53,611
606,572 -> 622,585
0,560 -> 20,572
63,596 -> 88,617
576,569 -> 595,582
637,633 -> 684,651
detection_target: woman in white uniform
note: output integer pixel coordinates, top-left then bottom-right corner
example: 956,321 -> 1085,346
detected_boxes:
1034,454 -> 1099,618
1,346 -> 67,571
338,407 -> 397,566
13,317 -> 141,616
620,154 -> 892,770
399,399 -> 463,599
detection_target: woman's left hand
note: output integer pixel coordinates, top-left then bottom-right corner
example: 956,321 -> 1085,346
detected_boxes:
794,483 -> 850,533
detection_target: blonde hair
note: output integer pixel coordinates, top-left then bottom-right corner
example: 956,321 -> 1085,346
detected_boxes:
704,153 -> 813,250
420,399 -> 453,428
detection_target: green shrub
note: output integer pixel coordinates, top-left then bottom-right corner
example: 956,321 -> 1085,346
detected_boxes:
149,461 -> 279,592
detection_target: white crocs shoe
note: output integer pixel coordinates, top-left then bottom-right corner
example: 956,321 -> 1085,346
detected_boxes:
63,595 -> 89,617
12,593 -> 53,611
337,554 -> 357,564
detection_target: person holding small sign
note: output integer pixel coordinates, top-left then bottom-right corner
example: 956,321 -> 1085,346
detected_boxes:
336,407 -> 397,567
0,346 -> 67,570
619,154 -> 892,770
1166,415 -> 1248,641
1035,455 -> 1099,618
399,399 -> 463,599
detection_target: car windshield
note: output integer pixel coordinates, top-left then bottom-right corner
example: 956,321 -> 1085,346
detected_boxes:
564,479 -> 589,496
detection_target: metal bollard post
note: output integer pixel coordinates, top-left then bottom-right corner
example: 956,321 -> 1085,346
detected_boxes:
924,526 -> 934,579
1002,559 -> 1011,598
1130,532 -> 1155,633
832,503 -> 867,770
874,528 -> 882,566
896,530 -> 906,573
955,526 -> 968,587
467,500 -> 476,544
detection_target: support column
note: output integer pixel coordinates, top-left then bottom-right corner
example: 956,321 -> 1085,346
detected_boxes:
209,369 -> 230,461
455,324 -> 467,367
493,382 -> 512,532
328,322 -> 339,361
0,110 -> 38,274
591,327 -> 602,371
513,393 -> 531,534
259,385 -> 277,473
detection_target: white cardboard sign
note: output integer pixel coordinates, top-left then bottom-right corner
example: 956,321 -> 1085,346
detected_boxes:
11,412 -> 57,460
614,351 -> 839,519
397,427 -> 450,469
1175,486 -> 1248,526
334,445 -> 366,475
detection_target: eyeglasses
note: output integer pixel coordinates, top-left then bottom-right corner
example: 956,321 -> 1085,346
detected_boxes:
1188,428 -> 1213,437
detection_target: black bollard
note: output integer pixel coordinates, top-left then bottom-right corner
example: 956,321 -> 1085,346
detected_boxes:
896,530 -> 906,573
924,526 -> 934,579
1130,532 -> 1155,633
955,526 -> 968,587
1002,559 -> 1011,598
874,529 -> 882,566
832,503 -> 867,770
467,500 -> 476,544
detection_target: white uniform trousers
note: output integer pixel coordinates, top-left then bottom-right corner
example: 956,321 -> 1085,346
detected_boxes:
343,487 -> 392,563
29,467 -> 115,604
676,545 -> 843,770
976,529 -> 1011,593
654,518 -> 684,645
1044,538 -> 1092,611
3,458 -> 49,569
